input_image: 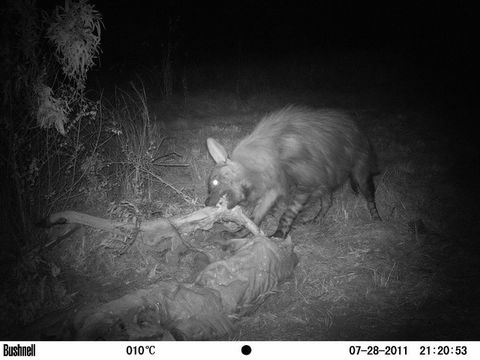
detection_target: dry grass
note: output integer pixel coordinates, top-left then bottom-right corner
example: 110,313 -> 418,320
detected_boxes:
5,91 -> 477,340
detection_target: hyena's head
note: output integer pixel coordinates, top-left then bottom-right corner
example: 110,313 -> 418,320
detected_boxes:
205,138 -> 250,209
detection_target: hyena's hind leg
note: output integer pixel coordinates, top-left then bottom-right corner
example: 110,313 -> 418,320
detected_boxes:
272,193 -> 311,238
312,192 -> 333,223
300,192 -> 333,224
351,163 -> 381,221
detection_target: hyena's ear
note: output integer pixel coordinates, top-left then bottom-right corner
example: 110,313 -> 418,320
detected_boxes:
207,138 -> 228,164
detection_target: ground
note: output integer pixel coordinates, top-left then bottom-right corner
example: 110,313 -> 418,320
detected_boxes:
4,88 -> 479,341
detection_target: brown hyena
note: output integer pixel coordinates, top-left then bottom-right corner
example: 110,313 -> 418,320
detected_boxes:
205,105 -> 380,238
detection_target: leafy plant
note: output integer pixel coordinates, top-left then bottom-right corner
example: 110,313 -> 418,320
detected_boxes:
40,0 -> 103,134
0,0 -> 104,333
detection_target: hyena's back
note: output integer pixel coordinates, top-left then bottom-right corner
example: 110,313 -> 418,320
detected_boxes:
232,106 -> 375,194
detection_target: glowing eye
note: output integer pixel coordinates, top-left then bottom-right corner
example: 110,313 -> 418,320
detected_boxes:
212,179 -> 219,186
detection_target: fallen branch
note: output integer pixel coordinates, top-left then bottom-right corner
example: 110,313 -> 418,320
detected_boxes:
42,199 -> 259,238
40,198 -> 262,264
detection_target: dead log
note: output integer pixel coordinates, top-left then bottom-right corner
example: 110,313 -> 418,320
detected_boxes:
40,198 -> 260,265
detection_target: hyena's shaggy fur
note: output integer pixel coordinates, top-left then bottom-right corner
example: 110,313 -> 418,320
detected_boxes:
205,105 -> 380,238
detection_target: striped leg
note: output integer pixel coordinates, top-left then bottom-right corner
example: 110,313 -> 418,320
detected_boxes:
353,174 -> 381,221
272,193 -> 310,238
363,176 -> 381,220
312,192 -> 333,223
352,157 -> 381,221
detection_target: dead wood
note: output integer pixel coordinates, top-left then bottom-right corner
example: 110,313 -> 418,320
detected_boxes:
41,198 -> 261,265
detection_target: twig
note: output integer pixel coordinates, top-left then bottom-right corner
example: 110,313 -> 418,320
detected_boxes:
140,166 -> 197,205
152,163 -> 189,167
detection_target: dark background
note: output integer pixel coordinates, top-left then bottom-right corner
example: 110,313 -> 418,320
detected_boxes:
87,0 -> 475,167
94,1 -> 471,64
36,1 -> 474,96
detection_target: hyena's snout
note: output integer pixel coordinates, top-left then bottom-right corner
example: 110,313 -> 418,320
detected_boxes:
205,189 -> 238,209
205,193 -> 219,207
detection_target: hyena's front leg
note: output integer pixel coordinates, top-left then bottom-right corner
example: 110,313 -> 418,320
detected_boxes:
216,189 -> 280,241
252,189 -> 281,226
272,193 -> 310,238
